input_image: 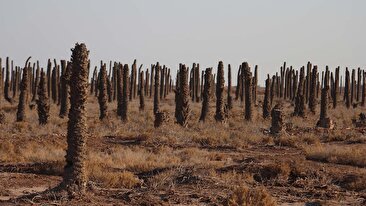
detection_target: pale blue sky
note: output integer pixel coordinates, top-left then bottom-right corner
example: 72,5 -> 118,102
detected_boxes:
0,0 -> 365,85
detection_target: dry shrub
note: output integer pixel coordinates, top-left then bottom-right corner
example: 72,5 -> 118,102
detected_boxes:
274,135 -> 299,147
305,145 -> 366,167
275,134 -> 320,148
226,186 -> 276,206
0,141 -> 64,163
254,162 -> 291,183
85,147 -> 182,188
19,143 -> 64,162
322,130 -> 366,143
87,147 -> 181,173
335,174 -> 366,192
86,163 -> 140,188
0,141 -> 18,162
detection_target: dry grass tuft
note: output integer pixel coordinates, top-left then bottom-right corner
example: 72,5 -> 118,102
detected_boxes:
226,185 -> 276,206
335,174 -> 366,192
0,141 -> 64,163
274,134 -> 320,148
253,162 -> 291,183
87,165 -> 141,188
305,145 -> 366,167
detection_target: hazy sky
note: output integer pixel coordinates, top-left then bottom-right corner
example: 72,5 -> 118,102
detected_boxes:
0,0 -> 365,85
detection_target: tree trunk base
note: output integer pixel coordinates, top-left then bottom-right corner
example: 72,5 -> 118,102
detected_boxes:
316,118 -> 334,129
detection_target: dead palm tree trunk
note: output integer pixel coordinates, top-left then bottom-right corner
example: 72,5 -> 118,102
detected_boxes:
176,64 -> 190,127
263,75 -> 271,119
294,67 -> 306,117
37,71 -> 49,124
31,61 -> 40,102
227,64 -> 233,110
121,64 -> 129,122
63,43 -> 89,195
308,66 -> 317,114
59,62 -> 71,118
117,64 -> 123,116
199,68 -> 212,122
4,57 -> 12,103
16,57 -> 31,122
345,68 -> 351,108
139,71 -> 145,111
215,61 -> 226,122
154,63 -> 160,115
98,63 -> 108,120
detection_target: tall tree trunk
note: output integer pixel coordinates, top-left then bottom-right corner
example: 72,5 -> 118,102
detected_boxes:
16,57 -> 31,122
215,61 -> 226,122
98,63 -> 108,120
37,71 -> 49,124
199,68 -> 212,122
63,43 -> 89,195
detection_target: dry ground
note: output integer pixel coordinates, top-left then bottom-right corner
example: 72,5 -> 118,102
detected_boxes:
0,91 -> 365,205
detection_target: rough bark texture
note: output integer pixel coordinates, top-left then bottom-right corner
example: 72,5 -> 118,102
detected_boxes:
292,70 -> 298,102
51,65 -> 58,103
37,71 -> 49,125
98,63 -> 108,120
306,62 -> 312,103
270,75 -> 275,105
150,65 -> 154,98
244,63 -> 253,121
294,67 -> 306,117
240,65 -> 244,102
351,69 -> 355,104
113,64 -> 117,101
199,68 -> 212,122
280,64 -> 285,98
106,76 -> 113,103
263,75 -> 271,119
357,68 -> 361,102
333,67 -> 339,109
362,71 -> 366,107
133,62 -> 137,99
59,61 -> 71,118
46,60 -> 51,99
176,64 -> 190,127
63,43 -> 89,196
317,71 -> 334,129
194,65 -> 200,102
117,65 -> 123,116
145,69 -> 149,96
270,104 -> 284,135
12,65 -> 18,99
16,57 -> 31,122
4,57 -> 12,103
345,68 -> 351,108
154,63 -> 160,115
57,64 -> 61,105
162,66 -> 167,100
130,60 -> 136,101
139,71 -> 145,111
0,58 -> 2,100
214,61 -> 227,123
121,64 -> 129,122
309,66 -> 317,114
252,65 -> 258,104
190,65 -> 194,101
94,66 -> 99,98
153,63 -> 168,127
227,64 -> 233,110
154,111 -> 169,128
32,62 -> 40,102
235,67 -> 241,100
